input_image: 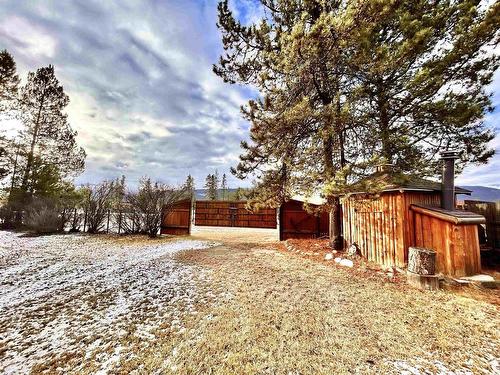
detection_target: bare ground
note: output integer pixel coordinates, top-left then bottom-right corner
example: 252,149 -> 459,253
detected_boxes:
0,231 -> 499,374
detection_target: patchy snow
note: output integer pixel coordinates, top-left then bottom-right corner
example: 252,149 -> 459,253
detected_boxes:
0,231 -> 220,374
390,356 -> 500,375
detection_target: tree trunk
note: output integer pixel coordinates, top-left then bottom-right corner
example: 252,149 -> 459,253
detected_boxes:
21,89 -> 46,193
377,81 -> 392,164
329,197 -> 343,250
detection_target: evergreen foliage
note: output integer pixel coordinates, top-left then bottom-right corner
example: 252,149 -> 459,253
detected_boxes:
214,0 -> 499,247
204,173 -> 218,200
221,173 -> 228,200
16,65 -> 86,197
0,50 -> 19,180
0,49 -> 19,113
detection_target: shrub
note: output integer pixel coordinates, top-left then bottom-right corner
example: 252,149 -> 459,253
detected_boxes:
126,178 -> 188,238
83,181 -> 117,233
25,198 -> 62,234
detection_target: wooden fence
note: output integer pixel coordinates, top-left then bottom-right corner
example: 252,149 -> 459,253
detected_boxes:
463,200 -> 500,250
194,201 -> 277,228
279,200 -> 329,240
161,199 -> 192,235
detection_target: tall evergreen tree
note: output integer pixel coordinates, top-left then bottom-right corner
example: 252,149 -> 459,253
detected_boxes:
347,0 -> 499,175
204,174 -> 217,200
0,50 -> 20,180
0,49 -> 19,113
214,0 -> 499,248
185,174 -> 195,198
15,65 -> 86,197
221,173 -> 228,200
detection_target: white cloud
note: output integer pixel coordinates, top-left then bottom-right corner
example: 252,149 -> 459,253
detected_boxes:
0,0 -> 498,190
0,16 -> 57,59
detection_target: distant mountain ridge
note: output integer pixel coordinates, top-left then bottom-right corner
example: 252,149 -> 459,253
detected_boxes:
194,186 -> 500,202
458,185 -> 500,202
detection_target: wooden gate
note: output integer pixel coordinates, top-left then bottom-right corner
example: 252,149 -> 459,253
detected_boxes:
195,201 -> 277,228
161,199 -> 192,235
279,200 -> 329,240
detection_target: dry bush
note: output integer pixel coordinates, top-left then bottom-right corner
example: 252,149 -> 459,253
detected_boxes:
83,181 -> 117,233
24,198 -> 62,234
125,178 -> 188,237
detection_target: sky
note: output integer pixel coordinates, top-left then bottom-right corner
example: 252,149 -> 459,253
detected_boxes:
0,0 -> 499,189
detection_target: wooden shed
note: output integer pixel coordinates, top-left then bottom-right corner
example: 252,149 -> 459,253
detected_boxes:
279,199 -> 329,241
342,176 -> 484,276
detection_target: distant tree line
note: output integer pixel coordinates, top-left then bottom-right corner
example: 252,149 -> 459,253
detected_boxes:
0,50 -> 192,237
203,170 -> 247,200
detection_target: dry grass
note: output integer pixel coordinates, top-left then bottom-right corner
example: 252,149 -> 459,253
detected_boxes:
134,242 -> 500,375
2,232 -> 498,374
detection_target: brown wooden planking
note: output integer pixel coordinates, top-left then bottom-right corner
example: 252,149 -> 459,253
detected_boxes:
194,200 -> 277,229
161,199 -> 192,235
341,191 -> 476,273
280,200 -> 329,240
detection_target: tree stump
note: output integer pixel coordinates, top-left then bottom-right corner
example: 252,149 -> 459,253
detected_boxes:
407,272 -> 440,291
408,247 -> 436,275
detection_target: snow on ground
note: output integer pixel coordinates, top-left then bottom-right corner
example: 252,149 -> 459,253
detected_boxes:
0,231 -> 221,374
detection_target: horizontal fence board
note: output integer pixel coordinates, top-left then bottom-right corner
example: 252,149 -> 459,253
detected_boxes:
194,200 -> 277,229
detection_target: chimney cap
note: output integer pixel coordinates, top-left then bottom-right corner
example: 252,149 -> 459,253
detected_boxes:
440,150 -> 461,160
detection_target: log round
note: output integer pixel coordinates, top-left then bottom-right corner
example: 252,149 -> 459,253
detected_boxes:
408,247 -> 436,275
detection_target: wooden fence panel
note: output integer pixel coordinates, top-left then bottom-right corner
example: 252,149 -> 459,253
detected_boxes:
161,199 -> 192,235
194,201 -> 277,229
279,200 -> 329,240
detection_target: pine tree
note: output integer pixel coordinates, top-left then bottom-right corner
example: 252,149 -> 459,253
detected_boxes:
0,49 -> 19,113
204,174 -> 217,200
16,65 -> 86,197
214,0 -> 370,247
185,174 -> 195,198
221,173 -> 228,200
0,50 -> 20,180
214,0 -> 500,248
214,169 -> 220,199
346,0 -> 499,175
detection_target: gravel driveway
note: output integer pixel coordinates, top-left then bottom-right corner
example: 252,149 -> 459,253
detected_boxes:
0,231 -> 220,374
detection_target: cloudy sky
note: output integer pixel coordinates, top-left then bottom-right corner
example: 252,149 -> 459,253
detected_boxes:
0,0 -> 499,189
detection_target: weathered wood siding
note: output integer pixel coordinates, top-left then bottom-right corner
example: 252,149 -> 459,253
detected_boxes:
161,199 -> 192,235
279,200 -> 329,240
411,206 -> 482,276
342,191 -> 441,268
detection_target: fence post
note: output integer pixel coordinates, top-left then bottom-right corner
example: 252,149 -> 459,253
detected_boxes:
118,209 -> 122,234
83,207 -> 87,233
106,209 -> 110,233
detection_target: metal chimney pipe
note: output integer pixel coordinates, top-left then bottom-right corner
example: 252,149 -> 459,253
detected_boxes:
440,150 -> 460,211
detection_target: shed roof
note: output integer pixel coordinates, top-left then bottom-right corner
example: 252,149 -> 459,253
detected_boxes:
348,174 -> 472,195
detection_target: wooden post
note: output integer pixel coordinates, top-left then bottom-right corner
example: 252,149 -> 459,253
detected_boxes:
106,209 -> 110,233
83,207 -> 87,233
